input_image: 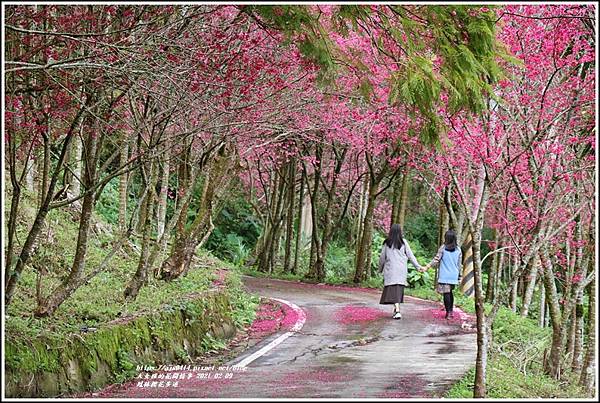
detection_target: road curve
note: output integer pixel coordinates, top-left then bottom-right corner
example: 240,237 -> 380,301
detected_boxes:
94,275 -> 477,398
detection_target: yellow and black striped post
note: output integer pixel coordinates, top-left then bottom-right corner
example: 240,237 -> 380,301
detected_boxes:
461,232 -> 475,297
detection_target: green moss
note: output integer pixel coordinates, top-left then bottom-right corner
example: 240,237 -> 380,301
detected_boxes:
5,285 -> 248,397
5,338 -> 62,374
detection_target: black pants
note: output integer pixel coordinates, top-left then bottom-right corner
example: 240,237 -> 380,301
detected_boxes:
443,285 -> 455,313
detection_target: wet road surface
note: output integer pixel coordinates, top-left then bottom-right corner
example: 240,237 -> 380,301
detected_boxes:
94,275 -> 477,398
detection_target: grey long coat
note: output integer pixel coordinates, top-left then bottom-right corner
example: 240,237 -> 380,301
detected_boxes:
378,240 -> 421,286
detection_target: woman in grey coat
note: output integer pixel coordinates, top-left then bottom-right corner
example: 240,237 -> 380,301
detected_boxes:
378,224 -> 423,319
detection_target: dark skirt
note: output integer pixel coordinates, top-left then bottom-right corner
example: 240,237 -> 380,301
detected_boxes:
380,284 -> 405,304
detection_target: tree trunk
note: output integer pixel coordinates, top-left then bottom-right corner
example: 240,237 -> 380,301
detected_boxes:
470,183 -> 490,398
256,225 -> 273,272
124,156 -> 157,300
579,280 -> 595,395
283,161 -> 296,273
539,282 -> 546,328
70,133 -> 83,198
354,173 -> 368,251
175,139 -> 192,234
312,148 -> 346,282
306,146 -> 323,280
152,166 -> 199,279
156,138 -> 171,239
472,244 -> 489,399
571,288 -> 585,372
257,168 -> 284,273
520,256 -> 540,317
485,233 -> 500,304
510,254 -> 519,312
5,119 -> 26,287
34,123 -> 99,317
292,168 -> 306,275
135,134 -> 149,234
118,133 -> 129,230
353,182 -> 378,284
540,247 -> 563,379
39,133 -> 51,208
396,168 -> 410,228
391,174 -> 402,225
565,305 -> 576,365
570,218 -> 587,372
266,168 -> 287,273
25,154 -> 35,193
438,199 -> 449,247
4,107 -> 84,306
34,186 -> 96,317
495,247 -> 506,303
60,129 -> 73,200
124,206 -> 154,300
5,185 -> 21,288
159,143 -> 236,280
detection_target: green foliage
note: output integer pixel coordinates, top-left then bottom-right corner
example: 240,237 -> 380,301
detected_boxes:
228,285 -> 260,329
387,5 -> 506,143
492,306 -> 551,374
445,366 -> 476,398
237,265 -> 305,283
200,333 -> 227,354
370,231 -> 386,273
405,283 -> 440,301
403,210 -> 439,256
407,266 -> 433,288
5,338 -> 61,374
96,177 -> 121,225
446,355 -> 587,399
480,226 -> 495,271
243,5 -> 509,137
223,234 -> 251,266
438,295 -> 587,398
174,346 -> 191,363
115,349 -> 137,383
389,55 -> 441,117
361,273 -> 384,289
243,5 -> 337,83
369,228 -> 433,289
206,189 -> 262,264
324,241 -> 354,282
405,237 -> 430,264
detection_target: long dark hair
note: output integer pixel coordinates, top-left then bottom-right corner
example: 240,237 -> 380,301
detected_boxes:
444,229 -> 457,252
384,224 -> 404,249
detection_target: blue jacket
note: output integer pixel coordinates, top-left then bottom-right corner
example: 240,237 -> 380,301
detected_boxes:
429,245 -> 462,285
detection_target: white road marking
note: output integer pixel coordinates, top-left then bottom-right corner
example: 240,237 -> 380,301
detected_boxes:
233,297 -> 306,368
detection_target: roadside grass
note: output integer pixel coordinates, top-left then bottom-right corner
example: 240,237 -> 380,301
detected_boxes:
238,266 -> 306,283
408,285 -> 589,399
5,190 -> 253,344
446,355 -> 587,399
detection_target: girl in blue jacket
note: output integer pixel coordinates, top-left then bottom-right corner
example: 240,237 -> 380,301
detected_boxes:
421,229 -> 462,319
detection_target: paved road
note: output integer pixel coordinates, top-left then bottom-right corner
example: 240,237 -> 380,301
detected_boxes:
96,276 -> 476,398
